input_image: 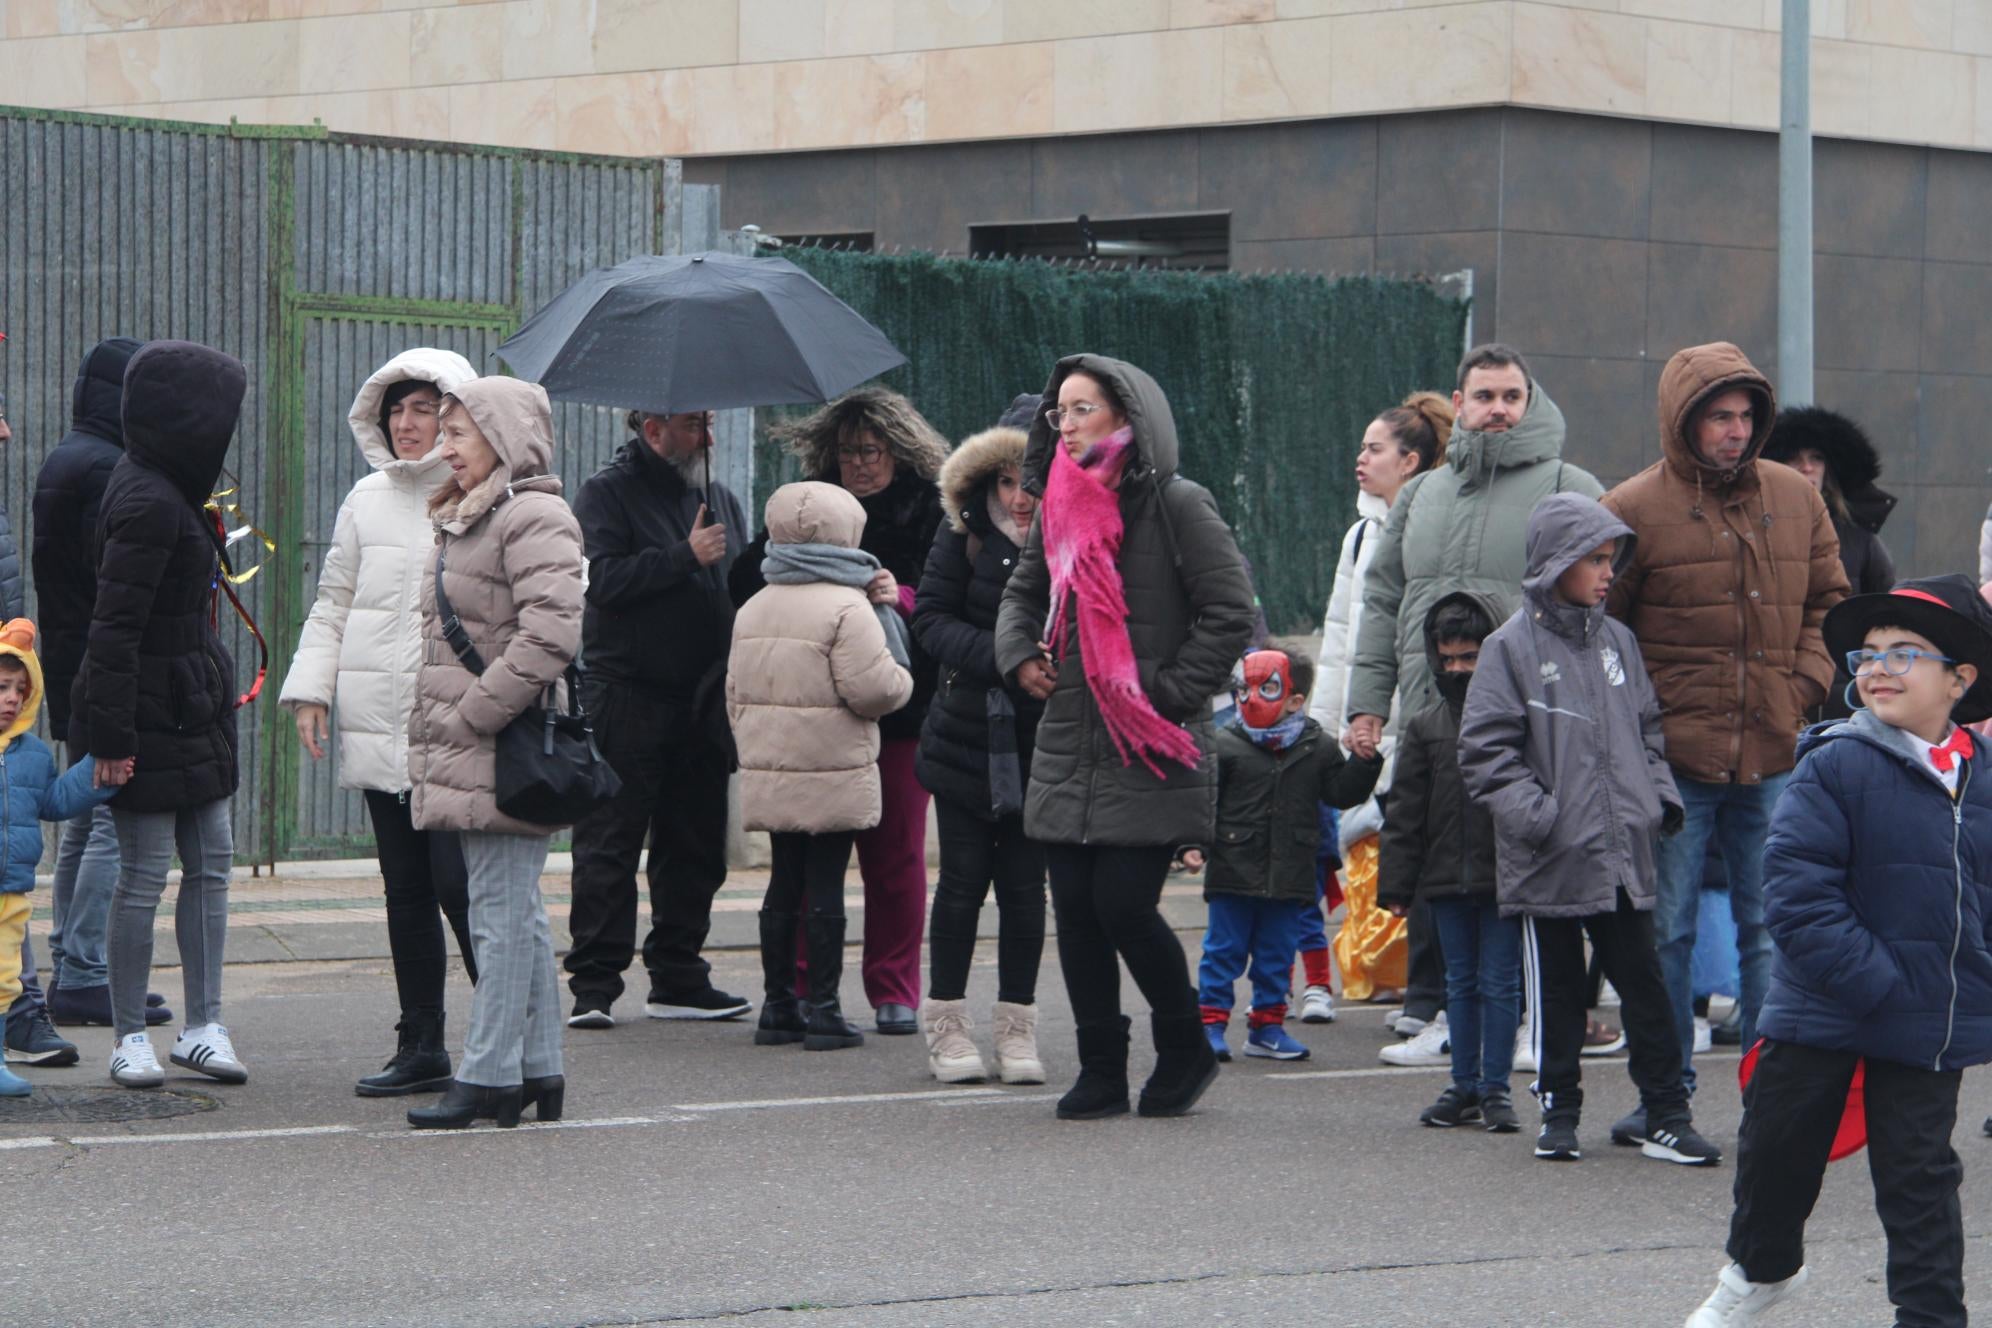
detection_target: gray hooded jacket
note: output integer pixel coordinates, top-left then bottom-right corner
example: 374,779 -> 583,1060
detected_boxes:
1347,387 -> 1602,726
1457,493 -> 1683,919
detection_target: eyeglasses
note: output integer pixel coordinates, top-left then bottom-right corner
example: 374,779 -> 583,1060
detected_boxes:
836,444 -> 886,465
1847,647 -> 1957,676
1045,403 -> 1108,431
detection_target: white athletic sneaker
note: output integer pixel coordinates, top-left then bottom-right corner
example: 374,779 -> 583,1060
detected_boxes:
1380,1011 -> 1449,1066
1299,986 -> 1336,1023
109,1032 -> 165,1088
1391,1013 -> 1429,1038
1694,1016 -> 1714,1054
1512,1024 -> 1538,1073
920,999 -> 988,1084
1382,1007 -> 1405,1032
170,1024 -> 248,1084
1684,1262 -> 1808,1326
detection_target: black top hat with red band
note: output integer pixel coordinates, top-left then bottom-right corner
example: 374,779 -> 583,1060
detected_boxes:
1823,573 -> 1992,724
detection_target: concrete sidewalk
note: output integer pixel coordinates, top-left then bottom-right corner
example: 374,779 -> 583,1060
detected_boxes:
26,855 -> 1217,967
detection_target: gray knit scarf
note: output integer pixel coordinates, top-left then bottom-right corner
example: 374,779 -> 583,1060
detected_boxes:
761,542 -> 912,668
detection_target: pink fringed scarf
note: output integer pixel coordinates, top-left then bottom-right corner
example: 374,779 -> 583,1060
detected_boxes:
1042,430 -> 1202,779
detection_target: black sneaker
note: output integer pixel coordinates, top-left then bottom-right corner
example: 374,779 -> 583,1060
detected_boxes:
1419,1085 -> 1483,1128
645,987 -> 753,1021
4,1006 -> 79,1067
1610,1105 -> 1646,1146
1480,1091 -> 1520,1133
1642,1117 -> 1722,1166
1535,1116 -> 1582,1161
567,1001 -> 615,1030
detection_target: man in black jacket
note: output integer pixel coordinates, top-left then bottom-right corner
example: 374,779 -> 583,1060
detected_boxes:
564,410 -> 752,1027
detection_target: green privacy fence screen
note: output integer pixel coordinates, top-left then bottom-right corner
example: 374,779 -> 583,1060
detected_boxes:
755,248 -> 1470,635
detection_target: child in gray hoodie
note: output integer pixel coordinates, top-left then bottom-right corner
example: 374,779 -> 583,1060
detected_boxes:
1458,493 -> 1718,1166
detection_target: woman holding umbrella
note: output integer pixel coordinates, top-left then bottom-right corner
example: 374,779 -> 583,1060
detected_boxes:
995,355 -> 1256,1120
731,388 -> 948,1036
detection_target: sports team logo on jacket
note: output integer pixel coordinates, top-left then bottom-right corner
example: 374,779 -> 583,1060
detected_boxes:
1601,646 -> 1626,687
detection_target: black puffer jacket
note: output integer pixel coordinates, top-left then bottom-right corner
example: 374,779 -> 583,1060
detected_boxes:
1205,718 -> 1381,904
33,337 -> 140,736
732,468 -> 943,742
575,436 -> 748,706
74,341 -> 245,812
994,354 -> 1257,847
914,425 -> 1043,817
1377,590 -> 1509,910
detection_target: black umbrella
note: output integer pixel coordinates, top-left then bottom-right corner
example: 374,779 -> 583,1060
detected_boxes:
493,250 -> 905,418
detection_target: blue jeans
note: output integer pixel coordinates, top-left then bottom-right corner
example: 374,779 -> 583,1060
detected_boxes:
48,800 -> 119,990
1429,894 -> 1522,1096
1654,772 -> 1786,1093
1199,894 -> 1307,1017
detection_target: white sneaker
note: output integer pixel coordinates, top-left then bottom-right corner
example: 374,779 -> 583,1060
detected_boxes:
1380,1011 -> 1449,1066
109,1032 -> 165,1088
1299,986 -> 1336,1023
990,1001 -> 1045,1085
1513,1024 -> 1538,1073
1392,1013 -> 1429,1038
1685,1262 -> 1808,1326
170,1023 -> 248,1084
920,999 -> 988,1084
1694,1016 -> 1713,1054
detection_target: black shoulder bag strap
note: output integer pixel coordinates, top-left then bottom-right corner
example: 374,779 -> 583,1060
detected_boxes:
434,543 -> 488,676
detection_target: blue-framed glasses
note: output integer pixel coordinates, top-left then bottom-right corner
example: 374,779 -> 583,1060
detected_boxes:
1846,647 -> 1957,676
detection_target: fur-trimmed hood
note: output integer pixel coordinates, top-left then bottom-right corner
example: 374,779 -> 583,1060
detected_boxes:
938,425 -> 1027,534
1764,404 -> 1897,534
773,385 -> 950,484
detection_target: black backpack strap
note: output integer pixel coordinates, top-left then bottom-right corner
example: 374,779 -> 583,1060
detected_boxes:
434,542 -> 488,676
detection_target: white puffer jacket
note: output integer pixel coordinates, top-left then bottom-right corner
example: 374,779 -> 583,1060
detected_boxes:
1310,489 -> 1398,849
278,348 -> 477,793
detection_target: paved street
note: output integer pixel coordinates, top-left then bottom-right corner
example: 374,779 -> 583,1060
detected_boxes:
6,875 -> 1991,1327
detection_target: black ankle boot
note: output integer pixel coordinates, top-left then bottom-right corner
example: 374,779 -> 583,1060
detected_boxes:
801,916 -> 863,1051
356,1010 -> 452,1098
1138,1010 -> 1220,1118
1057,1016 -> 1131,1120
755,910 -> 807,1046
407,1079 -> 523,1130
522,1074 -> 564,1122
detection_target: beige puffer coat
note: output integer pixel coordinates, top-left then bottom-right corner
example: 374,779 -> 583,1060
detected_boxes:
727,482 -> 913,834
407,377 -> 584,835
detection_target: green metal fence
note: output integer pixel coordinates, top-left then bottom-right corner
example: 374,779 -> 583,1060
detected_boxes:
753,248 -> 1469,634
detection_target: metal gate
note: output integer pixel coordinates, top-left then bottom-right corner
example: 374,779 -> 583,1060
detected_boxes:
0,107 -> 730,863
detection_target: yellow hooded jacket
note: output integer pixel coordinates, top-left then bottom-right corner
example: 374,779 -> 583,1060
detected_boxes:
0,619 -> 116,893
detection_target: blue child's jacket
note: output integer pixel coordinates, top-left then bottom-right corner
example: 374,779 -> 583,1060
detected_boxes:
1758,708 -> 1992,1071
0,624 -> 116,893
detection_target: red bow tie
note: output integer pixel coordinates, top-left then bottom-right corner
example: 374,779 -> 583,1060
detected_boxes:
1930,729 -> 1975,774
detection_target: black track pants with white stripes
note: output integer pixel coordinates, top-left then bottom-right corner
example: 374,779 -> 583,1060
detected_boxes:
1521,888 -> 1689,1121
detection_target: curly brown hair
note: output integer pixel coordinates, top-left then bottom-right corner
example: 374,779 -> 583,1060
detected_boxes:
771,386 -> 950,483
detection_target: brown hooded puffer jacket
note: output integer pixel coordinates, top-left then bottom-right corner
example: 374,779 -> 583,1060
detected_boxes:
1600,342 -> 1847,785
408,377 -> 585,834
727,482 -> 914,835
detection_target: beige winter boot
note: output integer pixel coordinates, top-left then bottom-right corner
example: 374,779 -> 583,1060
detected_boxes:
990,1001 -> 1046,1085
921,999 -> 988,1083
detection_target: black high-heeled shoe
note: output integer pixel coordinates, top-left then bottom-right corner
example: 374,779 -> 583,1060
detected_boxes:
407,1078 -> 523,1130
522,1074 -> 564,1122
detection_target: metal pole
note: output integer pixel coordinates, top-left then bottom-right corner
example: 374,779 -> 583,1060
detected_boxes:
1778,0 -> 1813,405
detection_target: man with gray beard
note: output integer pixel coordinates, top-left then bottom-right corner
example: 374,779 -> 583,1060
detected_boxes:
565,410 -> 753,1027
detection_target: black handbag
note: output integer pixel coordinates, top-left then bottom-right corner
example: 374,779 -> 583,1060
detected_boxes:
434,546 -> 621,825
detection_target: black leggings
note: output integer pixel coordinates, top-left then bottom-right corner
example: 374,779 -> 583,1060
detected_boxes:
1044,842 -> 1195,1026
765,831 -> 856,918
365,790 -> 476,1015
928,797 -> 1046,1005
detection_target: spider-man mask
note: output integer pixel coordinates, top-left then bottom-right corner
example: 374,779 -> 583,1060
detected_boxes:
1231,650 -> 1294,729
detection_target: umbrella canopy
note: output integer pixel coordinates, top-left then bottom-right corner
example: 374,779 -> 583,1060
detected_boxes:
493,251 -> 906,416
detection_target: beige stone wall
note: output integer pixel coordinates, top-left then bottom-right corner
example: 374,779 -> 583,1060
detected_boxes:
3,0 -> 1988,155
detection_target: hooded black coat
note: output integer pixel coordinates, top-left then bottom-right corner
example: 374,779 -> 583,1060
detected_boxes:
1376,590 -> 1509,911
993,354 -> 1257,848
73,341 -> 246,812
33,337 -> 142,736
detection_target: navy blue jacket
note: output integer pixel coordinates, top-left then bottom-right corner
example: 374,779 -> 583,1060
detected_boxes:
1757,709 -> 1992,1071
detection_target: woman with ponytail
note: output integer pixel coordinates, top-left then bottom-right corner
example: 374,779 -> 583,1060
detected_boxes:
1307,392 -> 1454,1022
995,355 -> 1255,1122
